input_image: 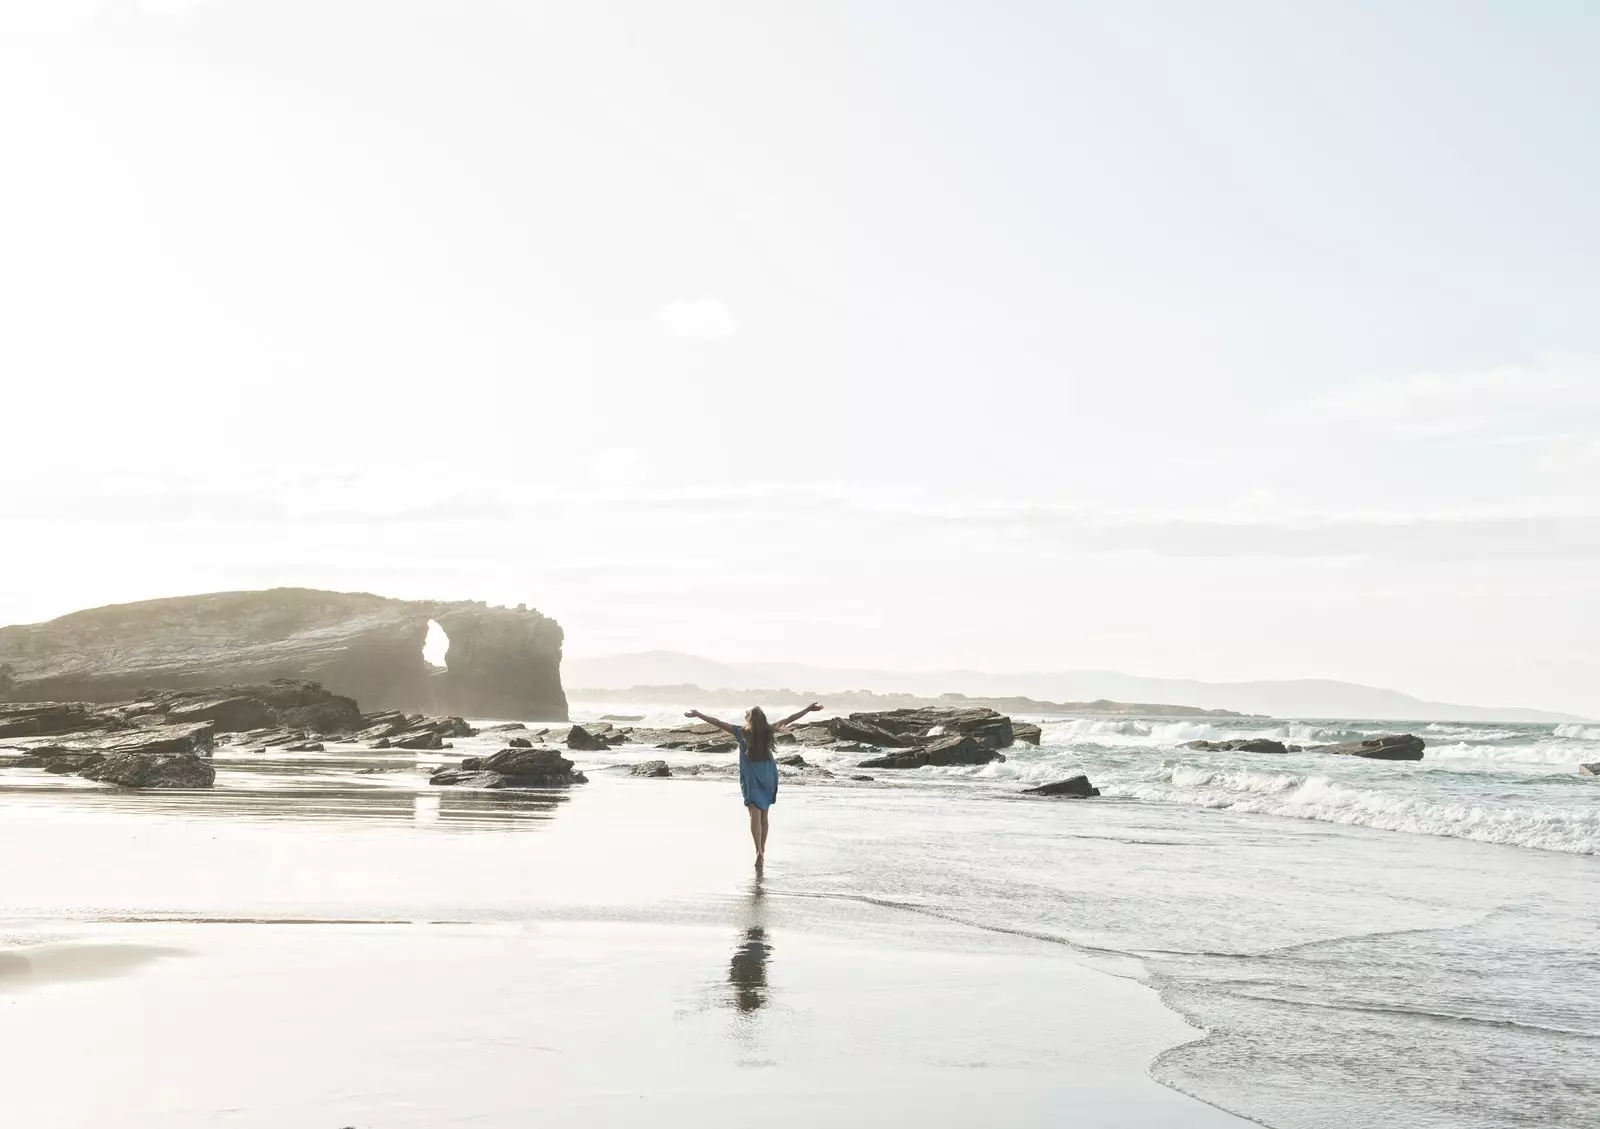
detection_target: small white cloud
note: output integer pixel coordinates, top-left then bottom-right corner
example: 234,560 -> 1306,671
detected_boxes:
657,299 -> 737,341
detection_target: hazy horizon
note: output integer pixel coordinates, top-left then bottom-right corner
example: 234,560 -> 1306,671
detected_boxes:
4,2 -> 1598,716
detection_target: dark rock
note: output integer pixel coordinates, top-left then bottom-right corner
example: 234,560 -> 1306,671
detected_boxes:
790,724 -> 838,747
0,703 -> 115,739
430,745 -> 587,788
164,694 -> 276,733
850,774 -> 874,782
11,750 -> 105,773
1311,734 -> 1426,761
79,752 -> 215,789
1183,738 -> 1289,755
282,741 -> 324,753
1022,774 -> 1100,798
351,711 -> 414,742
479,722 -> 528,733
17,720 -> 217,757
830,717 -> 916,747
566,724 -> 610,752
459,756 -> 482,770
858,734 -> 1004,769
373,737 -> 391,749
390,730 -> 444,751
1012,723 -> 1042,746
774,731 -> 797,746
630,759 -> 671,778
1578,763 -> 1597,777
775,753 -> 808,768
855,707 -> 1015,749
507,736 -> 532,748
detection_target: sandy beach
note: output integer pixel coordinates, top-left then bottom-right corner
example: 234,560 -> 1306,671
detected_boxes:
0,769 -> 1246,1129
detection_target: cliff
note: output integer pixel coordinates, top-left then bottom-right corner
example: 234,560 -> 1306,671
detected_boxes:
0,588 -> 568,721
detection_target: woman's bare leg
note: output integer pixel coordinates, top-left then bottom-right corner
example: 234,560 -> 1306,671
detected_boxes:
747,804 -> 763,862
758,809 -> 770,857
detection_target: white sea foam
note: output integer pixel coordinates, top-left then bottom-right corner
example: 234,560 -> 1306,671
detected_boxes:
1554,723 -> 1600,741
1104,763 -> 1600,855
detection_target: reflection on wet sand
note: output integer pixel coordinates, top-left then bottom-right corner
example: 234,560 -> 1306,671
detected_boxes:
0,761 -> 570,830
728,873 -> 773,1016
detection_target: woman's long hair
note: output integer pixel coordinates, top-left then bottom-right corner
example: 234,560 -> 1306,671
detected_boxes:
743,706 -> 774,762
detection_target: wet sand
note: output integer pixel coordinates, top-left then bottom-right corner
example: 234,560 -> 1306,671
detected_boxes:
0,771 -> 1247,1128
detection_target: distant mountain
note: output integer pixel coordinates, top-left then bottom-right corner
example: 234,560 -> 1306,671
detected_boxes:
561,651 -> 1586,723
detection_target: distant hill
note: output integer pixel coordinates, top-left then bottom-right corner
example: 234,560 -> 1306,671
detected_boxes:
562,651 -> 1586,723
567,684 -> 1253,718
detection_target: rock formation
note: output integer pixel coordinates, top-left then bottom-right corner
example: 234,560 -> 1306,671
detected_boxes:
429,746 -> 587,789
1184,738 -> 1290,755
0,588 -> 567,721
1309,734 -> 1426,760
1579,762 -> 1597,777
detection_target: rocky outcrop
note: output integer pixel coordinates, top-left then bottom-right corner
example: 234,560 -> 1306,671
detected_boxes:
858,734 -> 1003,769
1183,738 -> 1289,755
1012,723 -> 1042,746
1579,763 -> 1597,777
1310,734 -> 1426,761
429,746 -> 587,788
79,752 -> 215,789
566,724 -> 611,752
1022,775 -> 1100,797
630,759 -> 671,777
0,588 -> 568,721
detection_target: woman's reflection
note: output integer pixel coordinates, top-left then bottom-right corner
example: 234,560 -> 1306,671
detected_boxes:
727,872 -> 772,1016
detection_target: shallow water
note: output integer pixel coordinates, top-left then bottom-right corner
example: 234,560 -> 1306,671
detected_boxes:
2,705 -> 1597,1127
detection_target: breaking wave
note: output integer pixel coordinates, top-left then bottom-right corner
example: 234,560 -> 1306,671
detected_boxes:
1103,763 -> 1600,856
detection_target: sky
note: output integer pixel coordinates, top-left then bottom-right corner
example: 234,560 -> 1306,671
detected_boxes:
1,1 -> 1597,715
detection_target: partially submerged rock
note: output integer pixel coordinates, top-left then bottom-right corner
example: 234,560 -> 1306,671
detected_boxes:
80,752 -> 216,789
775,753 -> 808,768
1579,763 -> 1598,777
566,724 -> 611,752
1184,738 -> 1289,755
0,703 -> 116,739
1022,775 -> 1100,798
630,759 -> 671,778
1012,723 -> 1042,746
858,734 -> 1004,769
429,746 -> 587,788
1311,734 -> 1426,761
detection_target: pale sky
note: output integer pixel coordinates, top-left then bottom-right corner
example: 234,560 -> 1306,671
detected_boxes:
2,1 -> 1597,715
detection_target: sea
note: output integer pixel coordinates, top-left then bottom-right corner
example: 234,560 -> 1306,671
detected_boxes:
570,703 -> 1600,1128
4,703 -> 1597,1127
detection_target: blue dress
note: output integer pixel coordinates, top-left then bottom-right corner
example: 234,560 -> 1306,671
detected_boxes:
734,726 -> 779,810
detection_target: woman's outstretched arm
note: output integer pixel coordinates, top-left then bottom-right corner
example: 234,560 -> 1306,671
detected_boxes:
773,702 -> 824,729
685,709 -> 739,735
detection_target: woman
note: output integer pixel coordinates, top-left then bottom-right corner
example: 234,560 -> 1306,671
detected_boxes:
686,702 -> 822,864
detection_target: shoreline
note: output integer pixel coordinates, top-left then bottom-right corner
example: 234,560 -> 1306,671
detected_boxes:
0,773 -> 1249,1128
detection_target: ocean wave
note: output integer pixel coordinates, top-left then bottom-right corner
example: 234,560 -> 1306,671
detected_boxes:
1426,740 -> 1600,767
1103,764 -> 1600,855
1554,723 -> 1600,741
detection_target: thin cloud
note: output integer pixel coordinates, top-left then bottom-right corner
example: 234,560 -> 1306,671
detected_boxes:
1314,358 -> 1600,439
657,299 -> 737,341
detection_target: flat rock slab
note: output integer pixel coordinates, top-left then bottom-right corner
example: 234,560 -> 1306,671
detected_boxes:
858,734 -> 1004,769
1312,734 -> 1426,760
79,752 -> 216,788
12,720 -> 218,757
1184,738 -> 1289,755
